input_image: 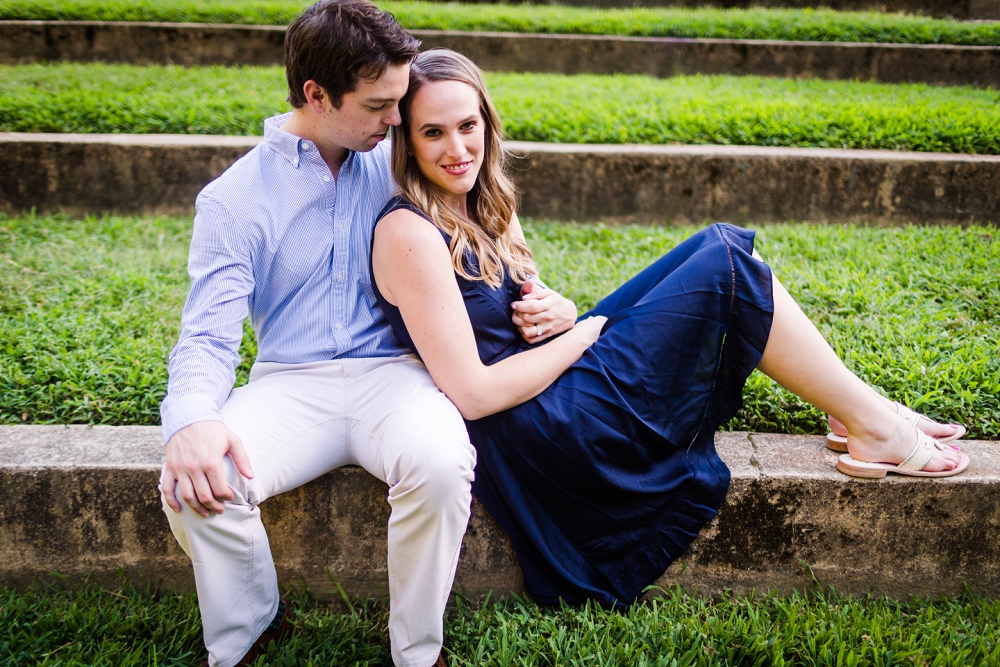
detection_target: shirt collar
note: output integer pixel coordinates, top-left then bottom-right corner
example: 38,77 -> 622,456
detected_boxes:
263,112 -> 356,172
262,113 -> 303,166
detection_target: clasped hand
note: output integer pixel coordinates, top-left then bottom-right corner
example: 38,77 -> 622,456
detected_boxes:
511,280 -> 579,344
161,420 -> 255,518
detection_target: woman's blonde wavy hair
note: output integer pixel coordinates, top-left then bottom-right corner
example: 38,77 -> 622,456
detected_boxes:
391,48 -> 535,289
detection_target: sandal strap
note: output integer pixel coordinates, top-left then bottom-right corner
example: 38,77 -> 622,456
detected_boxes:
895,402 -> 923,429
898,429 -> 942,471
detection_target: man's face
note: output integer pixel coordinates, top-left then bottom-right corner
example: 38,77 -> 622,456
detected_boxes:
315,63 -> 410,153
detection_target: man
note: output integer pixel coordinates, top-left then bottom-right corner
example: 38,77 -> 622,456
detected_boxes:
158,2 -> 473,665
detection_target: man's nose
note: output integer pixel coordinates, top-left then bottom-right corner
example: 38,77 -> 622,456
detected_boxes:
385,104 -> 402,127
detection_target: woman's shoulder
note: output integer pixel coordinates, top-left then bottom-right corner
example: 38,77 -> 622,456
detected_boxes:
376,195 -> 450,245
374,199 -> 448,255
377,194 -> 428,223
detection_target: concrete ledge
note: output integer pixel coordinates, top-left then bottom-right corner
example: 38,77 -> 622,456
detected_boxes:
2,133 -> 999,224
3,425 -> 1000,599
3,22 -> 1000,88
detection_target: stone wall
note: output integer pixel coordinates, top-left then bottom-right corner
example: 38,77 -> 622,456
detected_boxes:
3,134 -> 998,225
3,426 -> 999,599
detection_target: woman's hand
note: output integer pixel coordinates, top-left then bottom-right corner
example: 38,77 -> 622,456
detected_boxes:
512,280 -> 579,344
571,315 -> 607,347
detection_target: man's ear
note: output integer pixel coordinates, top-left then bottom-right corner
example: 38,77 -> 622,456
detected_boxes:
302,80 -> 329,115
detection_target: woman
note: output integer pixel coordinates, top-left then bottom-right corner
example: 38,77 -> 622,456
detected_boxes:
370,49 -> 968,607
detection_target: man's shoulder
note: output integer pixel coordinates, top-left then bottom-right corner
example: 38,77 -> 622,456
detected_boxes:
197,142 -> 271,210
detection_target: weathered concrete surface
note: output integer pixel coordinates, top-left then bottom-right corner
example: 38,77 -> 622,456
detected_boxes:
0,133 -> 261,218
3,22 -> 1000,88
0,425 -> 521,599
511,142 -> 1000,225
2,425 -> 1000,599
419,31 -> 1000,89
654,433 -> 1000,597
3,133 -> 997,225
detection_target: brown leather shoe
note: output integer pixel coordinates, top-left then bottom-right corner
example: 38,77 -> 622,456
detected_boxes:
199,602 -> 293,667
434,653 -> 448,667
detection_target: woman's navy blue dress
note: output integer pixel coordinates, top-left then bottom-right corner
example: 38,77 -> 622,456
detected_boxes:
372,197 -> 774,608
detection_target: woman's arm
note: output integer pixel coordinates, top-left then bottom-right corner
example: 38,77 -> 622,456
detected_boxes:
508,214 -> 579,344
372,209 -> 604,421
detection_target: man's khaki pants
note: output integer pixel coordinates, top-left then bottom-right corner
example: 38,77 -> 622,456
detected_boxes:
161,356 -> 475,667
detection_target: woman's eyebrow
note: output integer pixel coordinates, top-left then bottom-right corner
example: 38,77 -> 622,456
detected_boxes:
418,115 -> 478,132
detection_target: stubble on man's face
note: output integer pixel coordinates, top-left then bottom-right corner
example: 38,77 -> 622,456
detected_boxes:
323,63 -> 410,153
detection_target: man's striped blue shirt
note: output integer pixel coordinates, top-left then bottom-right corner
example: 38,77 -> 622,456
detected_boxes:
160,112 -> 409,443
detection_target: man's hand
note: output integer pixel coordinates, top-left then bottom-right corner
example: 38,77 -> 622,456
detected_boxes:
161,421 -> 254,518
511,280 -> 578,344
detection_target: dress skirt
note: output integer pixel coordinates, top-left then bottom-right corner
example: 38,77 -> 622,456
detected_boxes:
465,223 -> 775,607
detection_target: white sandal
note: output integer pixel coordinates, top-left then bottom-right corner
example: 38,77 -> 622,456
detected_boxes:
826,402 -> 966,453
836,428 -> 970,478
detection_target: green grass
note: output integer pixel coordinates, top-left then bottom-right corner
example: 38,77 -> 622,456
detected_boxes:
4,64 -> 1000,154
2,214 -> 998,438
2,580 -> 999,666
3,0 -> 1000,46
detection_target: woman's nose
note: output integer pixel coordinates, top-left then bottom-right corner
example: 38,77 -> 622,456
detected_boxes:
444,132 -> 465,158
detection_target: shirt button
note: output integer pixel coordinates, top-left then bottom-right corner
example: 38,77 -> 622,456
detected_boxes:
338,223 -> 345,229
337,272 -> 344,280
302,141 -> 313,151
323,175 -> 331,183
335,322 -> 343,330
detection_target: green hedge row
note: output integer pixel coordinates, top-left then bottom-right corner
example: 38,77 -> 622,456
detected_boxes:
2,214 -> 998,438
5,582 -> 1000,665
2,0 -> 1000,46
4,64 -> 1000,154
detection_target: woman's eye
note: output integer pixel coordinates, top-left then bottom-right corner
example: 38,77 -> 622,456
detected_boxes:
424,129 -> 441,137
461,121 -> 477,131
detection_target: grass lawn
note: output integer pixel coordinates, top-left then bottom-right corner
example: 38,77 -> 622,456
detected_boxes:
3,64 -> 1000,154
2,0 -> 1000,46
2,580 -> 999,666
1,214 -> 998,437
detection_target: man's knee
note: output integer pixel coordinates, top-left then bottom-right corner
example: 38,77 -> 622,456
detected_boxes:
388,431 -> 476,516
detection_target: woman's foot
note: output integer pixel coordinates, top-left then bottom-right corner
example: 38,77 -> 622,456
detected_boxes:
844,416 -> 965,473
828,394 -> 964,444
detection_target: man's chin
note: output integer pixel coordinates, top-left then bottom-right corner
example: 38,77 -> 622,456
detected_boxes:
354,134 -> 388,152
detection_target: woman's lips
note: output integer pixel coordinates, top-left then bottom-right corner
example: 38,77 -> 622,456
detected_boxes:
441,161 -> 472,176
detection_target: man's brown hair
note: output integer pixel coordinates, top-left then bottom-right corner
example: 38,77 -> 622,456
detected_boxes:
285,0 -> 420,109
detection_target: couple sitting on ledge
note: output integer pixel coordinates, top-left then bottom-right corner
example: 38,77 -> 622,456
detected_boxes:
157,1 -> 969,665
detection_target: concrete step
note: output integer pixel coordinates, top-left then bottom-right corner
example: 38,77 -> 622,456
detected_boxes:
2,425 -> 999,600
2,21 -> 1000,88
2,132 -> 998,225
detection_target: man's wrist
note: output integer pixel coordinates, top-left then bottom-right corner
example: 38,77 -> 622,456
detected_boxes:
160,393 -> 224,444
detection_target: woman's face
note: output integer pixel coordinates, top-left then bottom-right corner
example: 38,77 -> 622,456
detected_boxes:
407,79 -> 485,208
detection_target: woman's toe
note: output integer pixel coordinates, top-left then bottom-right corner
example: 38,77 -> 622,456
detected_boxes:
925,446 -> 962,472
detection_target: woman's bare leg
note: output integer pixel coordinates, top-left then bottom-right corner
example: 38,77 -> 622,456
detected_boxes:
756,273 -> 963,472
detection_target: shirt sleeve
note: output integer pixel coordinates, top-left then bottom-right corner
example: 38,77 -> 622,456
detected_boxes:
159,193 -> 254,444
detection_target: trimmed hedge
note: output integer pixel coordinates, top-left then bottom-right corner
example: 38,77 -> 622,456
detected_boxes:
1,0 -> 1000,46
3,64 -> 1000,154
2,214 -> 998,438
